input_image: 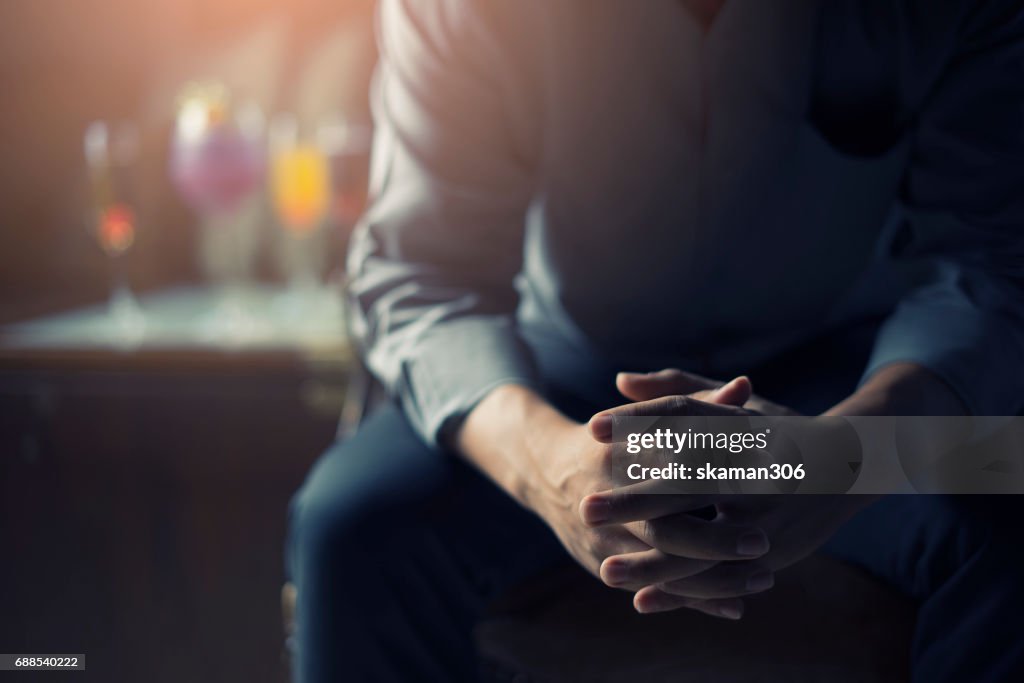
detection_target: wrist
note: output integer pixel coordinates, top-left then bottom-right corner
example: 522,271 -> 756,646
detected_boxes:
827,362 -> 967,417
456,383 -> 577,511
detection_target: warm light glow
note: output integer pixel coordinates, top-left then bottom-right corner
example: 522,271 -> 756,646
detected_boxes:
97,203 -> 136,255
271,145 -> 330,235
174,81 -> 230,144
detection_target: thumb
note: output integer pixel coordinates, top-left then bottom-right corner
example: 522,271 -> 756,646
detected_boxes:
616,368 -> 718,401
697,375 -> 753,407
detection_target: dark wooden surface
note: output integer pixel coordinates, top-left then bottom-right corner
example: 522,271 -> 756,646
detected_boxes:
0,288 -> 350,683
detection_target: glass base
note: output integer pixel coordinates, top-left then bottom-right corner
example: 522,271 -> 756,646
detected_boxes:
107,285 -> 146,347
196,285 -> 273,346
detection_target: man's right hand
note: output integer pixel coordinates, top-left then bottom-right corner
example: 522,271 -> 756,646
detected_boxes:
529,418 -> 740,585
456,383 -> 772,619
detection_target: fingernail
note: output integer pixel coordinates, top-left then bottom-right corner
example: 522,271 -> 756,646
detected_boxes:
590,414 -> 613,440
602,560 -> 629,585
737,532 -> 770,557
583,498 -> 610,524
719,603 -> 744,620
746,571 -> 774,592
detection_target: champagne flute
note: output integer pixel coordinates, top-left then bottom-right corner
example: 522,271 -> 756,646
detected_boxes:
83,120 -> 145,341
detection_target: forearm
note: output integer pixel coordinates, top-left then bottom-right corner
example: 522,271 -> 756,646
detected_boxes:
822,363 -> 969,513
455,384 -> 577,513
456,363 -> 965,514
825,362 -> 967,417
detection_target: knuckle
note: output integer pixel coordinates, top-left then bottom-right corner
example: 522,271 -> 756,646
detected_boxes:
609,492 -> 628,511
640,520 -> 661,546
668,395 -> 690,413
625,567 -> 647,586
634,557 -> 675,581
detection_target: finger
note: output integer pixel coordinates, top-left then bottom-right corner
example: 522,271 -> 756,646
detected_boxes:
616,369 -> 718,401
618,370 -> 752,407
589,395 -> 752,442
580,487 -> 725,526
657,562 -> 775,600
633,586 -> 745,619
600,548 -> 717,589
629,513 -> 770,561
703,376 -> 752,407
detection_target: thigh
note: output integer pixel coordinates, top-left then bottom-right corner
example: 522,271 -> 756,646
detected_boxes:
823,495 -> 1024,600
823,496 -> 1024,682
287,402 -> 567,604
287,403 -> 570,681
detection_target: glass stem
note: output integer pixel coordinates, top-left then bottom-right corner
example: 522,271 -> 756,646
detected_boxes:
109,254 -> 128,313
110,253 -> 141,320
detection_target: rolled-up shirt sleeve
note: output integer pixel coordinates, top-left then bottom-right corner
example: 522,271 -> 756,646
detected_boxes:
347,0 -> 539,444
864,1 -> 1024,415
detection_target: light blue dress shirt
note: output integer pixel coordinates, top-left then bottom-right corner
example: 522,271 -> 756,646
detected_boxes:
348,0 -> 1024,444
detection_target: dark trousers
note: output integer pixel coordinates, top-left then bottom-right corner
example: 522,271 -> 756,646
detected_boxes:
286,326 -> 1024,681
286,402 -> 1024,682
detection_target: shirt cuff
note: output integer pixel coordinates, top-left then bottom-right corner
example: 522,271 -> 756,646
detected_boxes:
376,317 -> 541,446
861,296 -> 1024,417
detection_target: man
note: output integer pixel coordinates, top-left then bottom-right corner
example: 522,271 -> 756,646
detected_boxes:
287,1 -> 1024,680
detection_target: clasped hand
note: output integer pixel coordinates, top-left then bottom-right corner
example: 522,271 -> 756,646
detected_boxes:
554,369 -> 864,619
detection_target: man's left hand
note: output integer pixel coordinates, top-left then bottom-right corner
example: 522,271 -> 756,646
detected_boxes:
583,369 -> 871,615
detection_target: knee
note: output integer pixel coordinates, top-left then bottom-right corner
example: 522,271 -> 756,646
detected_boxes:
288,472 -> 365,573
286,439 -> 447,579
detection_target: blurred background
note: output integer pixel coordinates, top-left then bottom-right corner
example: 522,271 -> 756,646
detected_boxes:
0,1 -> 376,680
0,0 -> 375,316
